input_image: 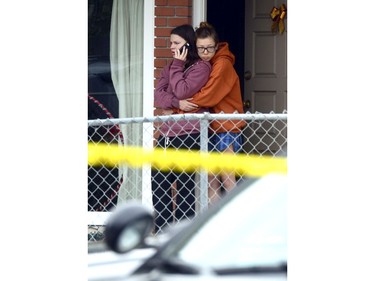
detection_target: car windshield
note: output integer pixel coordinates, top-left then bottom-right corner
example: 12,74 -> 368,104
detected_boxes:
176,174 -> 287,270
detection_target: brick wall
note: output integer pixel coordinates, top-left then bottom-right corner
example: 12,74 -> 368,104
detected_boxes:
153,1 -> 193,142
154,0 -> 192,88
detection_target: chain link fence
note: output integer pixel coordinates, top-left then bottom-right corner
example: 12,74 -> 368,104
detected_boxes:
88,112 -> 287,240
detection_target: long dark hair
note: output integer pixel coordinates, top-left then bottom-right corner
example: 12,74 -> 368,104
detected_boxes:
171,24 -> 200,68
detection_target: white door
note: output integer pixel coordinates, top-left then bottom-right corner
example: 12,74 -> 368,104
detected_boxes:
242,0 -> 287,154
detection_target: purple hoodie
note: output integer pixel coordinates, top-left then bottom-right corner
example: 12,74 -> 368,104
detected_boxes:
154,59 -> 211,137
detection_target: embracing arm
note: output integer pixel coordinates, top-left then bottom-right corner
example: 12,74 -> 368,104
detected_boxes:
155,60 -> 212,110
169,59 -> 211,100
188,59 -> 237,108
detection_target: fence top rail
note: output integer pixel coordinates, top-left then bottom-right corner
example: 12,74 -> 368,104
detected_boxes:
88,112 -> 288,126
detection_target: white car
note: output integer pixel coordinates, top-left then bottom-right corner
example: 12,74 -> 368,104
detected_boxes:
88,173 -> 287,281
88,247 -> 156,280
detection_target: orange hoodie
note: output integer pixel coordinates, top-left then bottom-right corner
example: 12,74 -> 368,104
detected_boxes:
174,42 -> 245,133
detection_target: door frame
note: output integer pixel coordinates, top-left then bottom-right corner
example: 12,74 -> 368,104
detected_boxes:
192,0 -> 207,28
205,0 -> 245,102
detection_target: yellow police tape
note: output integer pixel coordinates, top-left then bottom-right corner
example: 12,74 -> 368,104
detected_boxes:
88,143 -> 287,177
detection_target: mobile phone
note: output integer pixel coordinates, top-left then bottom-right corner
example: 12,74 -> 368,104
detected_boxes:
179,43 -> 190,53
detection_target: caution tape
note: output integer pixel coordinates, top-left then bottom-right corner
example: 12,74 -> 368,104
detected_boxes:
88,143 -> 287,177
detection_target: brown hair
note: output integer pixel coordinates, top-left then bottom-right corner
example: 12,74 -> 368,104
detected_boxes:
195,22 -> 219,45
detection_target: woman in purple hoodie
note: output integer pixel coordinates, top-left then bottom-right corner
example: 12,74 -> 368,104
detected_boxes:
153,24 -> 211,233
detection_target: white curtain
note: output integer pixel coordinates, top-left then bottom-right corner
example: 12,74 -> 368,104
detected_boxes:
110,0 -> 144,202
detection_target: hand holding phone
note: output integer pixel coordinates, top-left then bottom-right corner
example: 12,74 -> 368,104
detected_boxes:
179,43 -> 190,53
175,42 -> 189,61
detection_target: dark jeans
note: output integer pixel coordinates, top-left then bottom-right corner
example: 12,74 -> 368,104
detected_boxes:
151,133 -> 200,233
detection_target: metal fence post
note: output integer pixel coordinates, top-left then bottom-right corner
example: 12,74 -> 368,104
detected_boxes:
198,113 -> 209,212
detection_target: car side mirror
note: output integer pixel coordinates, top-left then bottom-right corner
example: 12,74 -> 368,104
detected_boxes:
104,202 -> 154,254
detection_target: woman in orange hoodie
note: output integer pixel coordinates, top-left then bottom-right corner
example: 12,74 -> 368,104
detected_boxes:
174,22 -> 246,205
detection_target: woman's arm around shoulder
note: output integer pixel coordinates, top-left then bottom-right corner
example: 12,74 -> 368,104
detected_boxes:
169,59 -> 211,100
189,58 -> 237,107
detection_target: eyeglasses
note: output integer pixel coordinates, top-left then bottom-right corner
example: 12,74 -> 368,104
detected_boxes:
197,46 -> 216,53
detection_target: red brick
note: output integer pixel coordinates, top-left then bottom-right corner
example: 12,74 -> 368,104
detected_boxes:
168,0 -> 190,6
154,38 -> 168,47
155,27 -> 173,37
154,58 -> 168,68
168,17 -> 190,27
154,68 -> 163,78
155,17 -> 167,26
154,79 -> 159,88
155,0 -> 168,5
155,7 -> 175,16
175,7 -> 191,16
155,48 -> 172,58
